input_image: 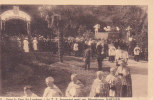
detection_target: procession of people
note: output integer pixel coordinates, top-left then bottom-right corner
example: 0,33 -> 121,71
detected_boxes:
1,30 -> 146,97
0,5 -> 148,97
2,33 -> 146,72
2,32 -> 146,62
1,31 -> 145,96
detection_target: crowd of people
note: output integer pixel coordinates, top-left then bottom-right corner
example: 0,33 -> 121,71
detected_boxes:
2,34 -> 147,62
82,39 -> 144,70
1,34 -> 147,97
23,59 -> 131,97
2,34 -> 148,64
1,34 -> 148,67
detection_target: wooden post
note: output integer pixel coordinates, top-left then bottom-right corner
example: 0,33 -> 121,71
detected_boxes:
27,22 -> 32,52
55,15 -> 63,62
58,28 -> 63,62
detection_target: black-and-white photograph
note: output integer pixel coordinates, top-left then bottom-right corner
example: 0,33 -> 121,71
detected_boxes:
0,5 -> 148,97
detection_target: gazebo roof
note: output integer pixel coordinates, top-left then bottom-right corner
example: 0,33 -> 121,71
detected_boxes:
0,6 -> 31,22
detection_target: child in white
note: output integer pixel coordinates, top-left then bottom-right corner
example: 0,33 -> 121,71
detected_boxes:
43,77 -> 63,97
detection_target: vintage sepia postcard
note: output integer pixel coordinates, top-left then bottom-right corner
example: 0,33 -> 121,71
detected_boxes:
0,0 -> 152,100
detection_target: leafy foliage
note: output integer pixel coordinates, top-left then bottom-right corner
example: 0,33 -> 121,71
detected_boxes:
1,5 -> 148,48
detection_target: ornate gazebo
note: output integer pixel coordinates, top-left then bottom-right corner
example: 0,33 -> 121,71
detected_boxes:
0,6 -> 31,35
0,6 -> 32,95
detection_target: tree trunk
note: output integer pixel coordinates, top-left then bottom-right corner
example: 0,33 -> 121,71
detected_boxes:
58,28 -> 63,62
27,22 -> 33,52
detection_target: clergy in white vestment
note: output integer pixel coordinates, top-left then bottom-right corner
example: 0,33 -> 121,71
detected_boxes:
89,71 -> 105,97
65,74 -> 84,97
33,37 -> 38,51
73,42 -> 78,51
105,68 -> 117,97
23,38 -> 29,52
115,47 -> 122,66
43,77 -> 63,97
108,46 -> 116,62
23,85 -> 38,97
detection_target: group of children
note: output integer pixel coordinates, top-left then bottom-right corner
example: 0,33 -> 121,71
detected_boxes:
23,74 -> 84,97
23,60 -> 131,97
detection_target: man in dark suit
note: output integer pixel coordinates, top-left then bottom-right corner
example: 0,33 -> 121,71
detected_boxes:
84,47 -> 91,70
96,43 -> 104,70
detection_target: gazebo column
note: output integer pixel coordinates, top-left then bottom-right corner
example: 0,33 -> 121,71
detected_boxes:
27,22 -> 32,51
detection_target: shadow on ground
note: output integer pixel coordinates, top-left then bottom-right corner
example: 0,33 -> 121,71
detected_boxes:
128,66 -> 148,75
2,53 -> 110,97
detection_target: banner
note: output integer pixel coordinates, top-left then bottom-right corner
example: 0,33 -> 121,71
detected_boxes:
95,32 -> 109,40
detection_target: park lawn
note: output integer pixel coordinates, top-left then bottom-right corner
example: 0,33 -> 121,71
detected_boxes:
2,53 -> 109,97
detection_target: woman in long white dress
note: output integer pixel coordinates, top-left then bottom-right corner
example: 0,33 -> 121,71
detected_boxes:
23,38 -> 29,52
33,37 -> 38,51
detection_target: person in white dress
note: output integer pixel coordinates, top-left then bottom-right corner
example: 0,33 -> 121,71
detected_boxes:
33,37 -> 38,51
134,45 -> 141,62
43,77 -> 63,97
23,86 -> 38,97
73,42 -> 79,56
65,74 -> 84,97
94,24 -> 100,33
23,38 -> 29,52
90,71 -> 106,97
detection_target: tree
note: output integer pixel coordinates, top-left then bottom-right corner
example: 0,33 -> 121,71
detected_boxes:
38,5 -> 147,51
39,6 -> 63,62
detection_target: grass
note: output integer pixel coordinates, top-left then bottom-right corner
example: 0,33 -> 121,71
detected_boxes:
2,52 -> 110,97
